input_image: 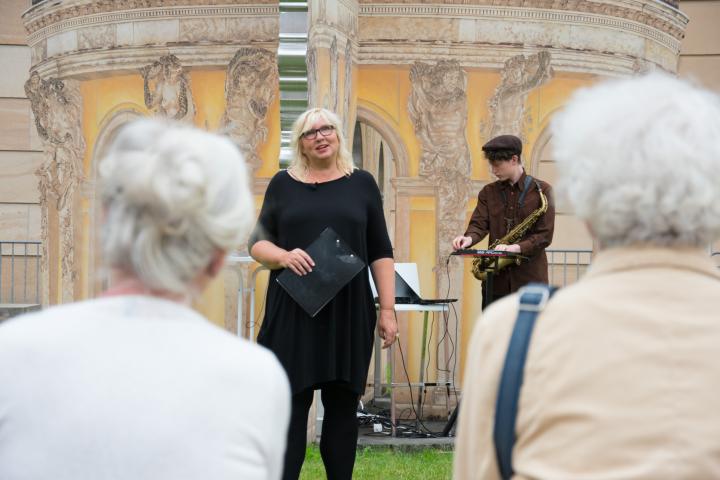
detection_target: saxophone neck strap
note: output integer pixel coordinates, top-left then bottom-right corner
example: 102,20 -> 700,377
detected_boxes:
517,175 -> 535,209
501,175 -> 534,210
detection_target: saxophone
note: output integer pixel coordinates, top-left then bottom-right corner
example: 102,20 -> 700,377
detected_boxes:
472,183 -> 548,281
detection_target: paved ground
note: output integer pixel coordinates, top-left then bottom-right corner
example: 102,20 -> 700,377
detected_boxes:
356,413 -> 455,450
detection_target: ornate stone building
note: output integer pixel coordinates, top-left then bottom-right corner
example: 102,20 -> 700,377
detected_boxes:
3,0 -> 716,408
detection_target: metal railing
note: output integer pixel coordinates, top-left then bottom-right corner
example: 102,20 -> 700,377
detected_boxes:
0,241 -> 41,305
546,249 -> 593,288
548,248 -> 720,285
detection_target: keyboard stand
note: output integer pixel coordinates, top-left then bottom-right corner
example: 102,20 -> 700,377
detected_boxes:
373,303 -> 450,437
439,252 -> 512,436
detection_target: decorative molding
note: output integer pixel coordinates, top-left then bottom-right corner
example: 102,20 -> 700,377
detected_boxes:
408,60 -> 473,263
358,43 -> 671,76
29,43 -> 277,80
24,72 -> 86,304
359,4 -> 685,52
488,50 -> 554,139
25,2 -> 278,39
221,47 -> 278,172
342,38 -> 353,138
356,104 -> 409,178
311,0 -> 359,38
392,176 -> 487,214
140,54 -> 196,121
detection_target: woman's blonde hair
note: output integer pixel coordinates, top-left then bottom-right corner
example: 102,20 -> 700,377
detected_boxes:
287,108 -> 354,181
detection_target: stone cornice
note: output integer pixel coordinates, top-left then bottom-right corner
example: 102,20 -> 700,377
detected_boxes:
25,3 -> 278,46
358,43 -> 662,76
31,43 -> 277,79
393,177 -> 487,197
359,1 -> 687,44
24,0 -> 277,35
359,0 -> 681,13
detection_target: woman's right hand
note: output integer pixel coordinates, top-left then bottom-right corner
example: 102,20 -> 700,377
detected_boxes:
280,248 -> 315,276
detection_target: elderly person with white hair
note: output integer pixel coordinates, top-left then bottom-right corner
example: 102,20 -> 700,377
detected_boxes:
0,119 -> 290,480
454,73 -> 720,480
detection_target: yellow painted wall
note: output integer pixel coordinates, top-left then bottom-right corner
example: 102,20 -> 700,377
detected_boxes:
357,65 -> 597,385
76,62 -> 596,380
79,71 -> 280,329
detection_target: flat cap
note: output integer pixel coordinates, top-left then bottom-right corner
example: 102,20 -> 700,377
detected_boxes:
482,134 -> 522,155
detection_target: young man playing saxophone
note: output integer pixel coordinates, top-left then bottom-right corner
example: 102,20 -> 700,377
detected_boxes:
452,134 -> 555,306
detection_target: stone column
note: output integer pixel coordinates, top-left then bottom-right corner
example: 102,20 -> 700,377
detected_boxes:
307,0 -> 358,139
24,73 -> 86,305
408,60 -> 473,388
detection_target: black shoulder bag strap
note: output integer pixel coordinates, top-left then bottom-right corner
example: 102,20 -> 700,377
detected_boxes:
493,283 -> 558,480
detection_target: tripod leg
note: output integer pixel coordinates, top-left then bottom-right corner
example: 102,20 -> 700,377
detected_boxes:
441,399 -> 460,437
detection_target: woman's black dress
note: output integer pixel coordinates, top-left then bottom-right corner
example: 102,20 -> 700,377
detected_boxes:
250,169 -> 393,395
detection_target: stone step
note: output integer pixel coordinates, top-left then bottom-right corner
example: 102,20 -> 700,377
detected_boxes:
0,304 -> 41,323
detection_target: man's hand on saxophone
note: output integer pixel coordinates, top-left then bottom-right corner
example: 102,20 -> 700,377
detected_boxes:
493,244 -> 521,253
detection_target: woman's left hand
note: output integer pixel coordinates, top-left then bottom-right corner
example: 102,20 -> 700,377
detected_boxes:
378,308 -> 398,349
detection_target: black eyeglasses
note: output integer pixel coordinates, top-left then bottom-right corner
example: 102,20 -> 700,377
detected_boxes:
301,125 -> 335,141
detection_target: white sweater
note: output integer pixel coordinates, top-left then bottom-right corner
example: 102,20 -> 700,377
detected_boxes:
0,295 -> 290,480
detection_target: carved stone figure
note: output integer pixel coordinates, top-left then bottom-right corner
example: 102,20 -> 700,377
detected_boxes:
408,60 -> 473,261
409,60 -> 472,180
140,54 -> 195,121
221,47 -> 278,171
489,50 -> 554,138
24,72 -> 86,303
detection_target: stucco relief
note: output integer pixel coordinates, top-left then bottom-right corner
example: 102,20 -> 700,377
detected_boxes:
179,18 -> 226,43
221,47 -> 278,172
77,24 -> 115,50
226,17 -> 277,43
140,54 -> 195,121
408,60 -> 473,262
24,72 -> 86,303
328,36 -> 339,111
488,50 -> 553,139
356,1 -> 684,41
343,39 -> 353,137
31,40 -> 47,65
307,45 -> 318,108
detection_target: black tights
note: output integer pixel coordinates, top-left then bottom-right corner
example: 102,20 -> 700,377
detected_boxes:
282,383 -> 359,480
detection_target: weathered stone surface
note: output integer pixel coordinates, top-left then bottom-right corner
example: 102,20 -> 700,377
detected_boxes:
0,46 -> 31,98
77,24 -> 115,50
0,99 -> 35,152
0,204 -> 41,241
140,54 -> 195,121
0,152 -> 44,204
0,0 -> 30,46
221,47 -> 277,171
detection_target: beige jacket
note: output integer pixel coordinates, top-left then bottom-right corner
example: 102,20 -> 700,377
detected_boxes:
454,247 -> 720,480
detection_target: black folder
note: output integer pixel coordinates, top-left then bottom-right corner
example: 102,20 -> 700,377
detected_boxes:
276,227 -> 365,317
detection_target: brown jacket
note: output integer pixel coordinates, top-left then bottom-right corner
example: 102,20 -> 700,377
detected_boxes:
464,172 -> 554,296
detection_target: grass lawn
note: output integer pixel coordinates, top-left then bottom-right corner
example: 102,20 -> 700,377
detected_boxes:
299,445 -> 454,479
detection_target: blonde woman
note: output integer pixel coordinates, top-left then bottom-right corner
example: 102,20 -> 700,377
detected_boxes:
0,119 -> 290,480
250,108 -> 397,480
